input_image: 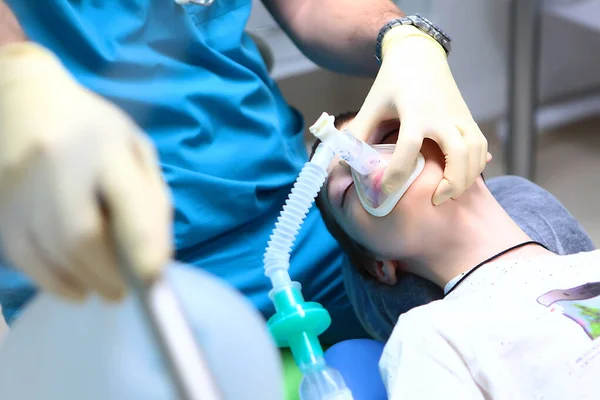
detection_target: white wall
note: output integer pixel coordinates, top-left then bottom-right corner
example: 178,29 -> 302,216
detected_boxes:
248,0 -> 600,123
436,0 -> 600,121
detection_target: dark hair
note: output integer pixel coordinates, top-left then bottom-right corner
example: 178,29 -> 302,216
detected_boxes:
311,111 -> 378,278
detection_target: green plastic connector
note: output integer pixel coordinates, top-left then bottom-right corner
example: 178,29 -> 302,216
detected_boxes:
267,283 -> 331,371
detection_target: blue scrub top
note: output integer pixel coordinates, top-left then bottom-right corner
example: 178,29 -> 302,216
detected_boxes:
2,0 -> 345,321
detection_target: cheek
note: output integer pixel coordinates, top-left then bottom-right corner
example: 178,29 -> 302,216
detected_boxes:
395,155 -> 443,207
340,146 -> 443,259
377,163 -> 442,255
345,193 -> 410,258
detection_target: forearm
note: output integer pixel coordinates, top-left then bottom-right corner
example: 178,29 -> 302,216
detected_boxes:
0,0 -> 27,47
263,0 -> 403,76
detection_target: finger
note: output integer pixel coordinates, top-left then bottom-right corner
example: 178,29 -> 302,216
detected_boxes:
37,219 -> 124,302
346,86 -> 395,143
8,233 -> 88,301
66,208 -> 125,302
380,119 -> 424,195
98,137 -> 172,284
131,136 -> 173,252
133,135 -> 171,194
7,163 -> 88,301
431,126 -> 469,205
482,147 -> 490,170
466,122 -> 489,174
37,152 -> 125,301
461,123 -> 487,191
338,159 -> 350,169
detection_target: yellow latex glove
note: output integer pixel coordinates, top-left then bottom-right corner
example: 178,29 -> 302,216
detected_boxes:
0,43 -> 172,301
348,26 -> 488,205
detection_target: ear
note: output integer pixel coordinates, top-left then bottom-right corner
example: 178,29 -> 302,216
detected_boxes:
372,260 -> 399,285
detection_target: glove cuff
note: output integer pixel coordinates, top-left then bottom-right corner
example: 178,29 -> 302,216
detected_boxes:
381,25 -> 447,61
0,42 -> 69,87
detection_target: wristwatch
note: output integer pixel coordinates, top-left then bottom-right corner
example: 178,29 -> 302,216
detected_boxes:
375,14 -> 452,63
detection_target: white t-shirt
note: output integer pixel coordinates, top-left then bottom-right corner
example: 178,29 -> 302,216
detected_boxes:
380,250 -> 600,400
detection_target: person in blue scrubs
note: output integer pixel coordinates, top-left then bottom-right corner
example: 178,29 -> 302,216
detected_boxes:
0,0 -> 594,347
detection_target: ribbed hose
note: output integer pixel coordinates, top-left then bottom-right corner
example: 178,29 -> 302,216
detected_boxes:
263,145 -> 333,289
263,144 -> 353,400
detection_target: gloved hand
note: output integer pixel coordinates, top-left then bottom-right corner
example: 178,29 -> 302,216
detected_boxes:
348,25 -> 488,205
0,43 -> 172,301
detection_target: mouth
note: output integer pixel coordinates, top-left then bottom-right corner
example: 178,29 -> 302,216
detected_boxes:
371,168 -> 385,193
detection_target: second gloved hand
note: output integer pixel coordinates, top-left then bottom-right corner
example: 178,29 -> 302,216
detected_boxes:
348,25 -> 488,205
0,43 -> 173,301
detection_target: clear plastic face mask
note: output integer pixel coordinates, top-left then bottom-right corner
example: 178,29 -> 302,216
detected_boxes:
351,144 -> 425,217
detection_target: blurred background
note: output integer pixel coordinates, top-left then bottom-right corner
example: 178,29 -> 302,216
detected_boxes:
247,0 -> 600,246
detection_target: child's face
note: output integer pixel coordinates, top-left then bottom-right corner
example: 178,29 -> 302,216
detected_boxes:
321,118 -> 450,264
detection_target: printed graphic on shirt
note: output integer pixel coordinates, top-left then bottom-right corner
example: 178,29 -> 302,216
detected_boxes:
537,282 -> 600,340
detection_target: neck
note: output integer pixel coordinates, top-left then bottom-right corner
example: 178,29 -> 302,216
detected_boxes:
411,181 -> 555,288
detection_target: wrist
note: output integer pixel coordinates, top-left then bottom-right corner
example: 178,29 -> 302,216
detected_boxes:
376,15 -> 451,63
0,42 -> 68,86
0,3 -> 27,47
381,25 -> 447,60
0,41 -> 55,59
0,36 -> 24,48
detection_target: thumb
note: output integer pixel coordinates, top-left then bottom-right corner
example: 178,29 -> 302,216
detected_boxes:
99,137 -> 173,283
381,118 -> 423,195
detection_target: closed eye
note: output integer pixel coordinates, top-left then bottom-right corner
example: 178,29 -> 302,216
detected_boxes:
341,182 -> 354,208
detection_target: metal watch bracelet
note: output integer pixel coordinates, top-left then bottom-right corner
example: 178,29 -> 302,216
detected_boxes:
375,14 -> 452,63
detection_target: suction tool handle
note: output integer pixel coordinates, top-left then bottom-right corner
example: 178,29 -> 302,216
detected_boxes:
107,208 -> 222,400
